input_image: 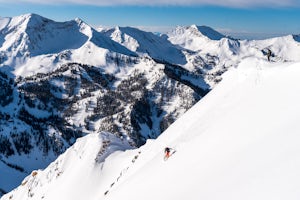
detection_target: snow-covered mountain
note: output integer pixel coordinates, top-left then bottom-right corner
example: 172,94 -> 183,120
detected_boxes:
0,14 -> 214,195
3,58 -> 300,200
0,14 -> 137,77
168,24 -> 300,63
167,24 -> 227,52
102,26 -> 186,64
0,13 -> 136,57
1,13 -> 300,198
246,35 -> 300,62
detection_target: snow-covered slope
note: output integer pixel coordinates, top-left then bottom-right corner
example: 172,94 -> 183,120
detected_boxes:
102,26 -> 186,64
246,35 -> 300,62
168,25 -> 300,63
105,58 -> 300,200
3,58 -> 300,200
167,25 -> 300,89
167,24 -> 226,52
1,132 -> 133,200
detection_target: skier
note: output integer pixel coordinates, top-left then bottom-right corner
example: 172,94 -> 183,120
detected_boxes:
164,147 -> 171,159
164,147 -> 175,160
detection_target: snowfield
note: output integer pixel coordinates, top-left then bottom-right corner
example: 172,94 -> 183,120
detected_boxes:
2,58 -> 300,200
105,58 -> 300,200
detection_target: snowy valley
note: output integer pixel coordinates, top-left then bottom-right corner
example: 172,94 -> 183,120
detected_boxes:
0,13 -> 300,199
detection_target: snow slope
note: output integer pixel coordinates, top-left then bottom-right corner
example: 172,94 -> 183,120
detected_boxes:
106,58 -> 300,200
1,132 -> 133,200
3,58 -> 300,200
103,26 -> 187,64
247,35 -> 300,62
167,25 -> 226,52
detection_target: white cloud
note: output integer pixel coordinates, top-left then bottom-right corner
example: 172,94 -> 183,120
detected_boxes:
4,0 -> 299,7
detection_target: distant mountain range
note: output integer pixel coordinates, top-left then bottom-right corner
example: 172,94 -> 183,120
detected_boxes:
0,13 -> 300,197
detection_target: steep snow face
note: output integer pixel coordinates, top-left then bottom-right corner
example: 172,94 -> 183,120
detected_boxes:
170,25 -> 225,41
3,58 -> 300,200
103,26 -> 187,64
106,26 -> 140,52
89,30 -> 137,57
195,25 -> 225,40
104,59 -> 300,200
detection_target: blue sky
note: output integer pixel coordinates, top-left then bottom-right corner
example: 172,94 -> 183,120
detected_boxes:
0,0 -> 299,39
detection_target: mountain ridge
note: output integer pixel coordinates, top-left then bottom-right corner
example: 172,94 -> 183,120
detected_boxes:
102,26 -> 187,64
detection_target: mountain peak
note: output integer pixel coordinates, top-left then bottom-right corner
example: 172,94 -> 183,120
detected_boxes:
170,24 -> 225,41
23,13 -> 53,25
74,17 -> 83,24
189,24 -> 198,30
103,26 -> 187,64
74,17 -> 90,28
190,25 -> 225,40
